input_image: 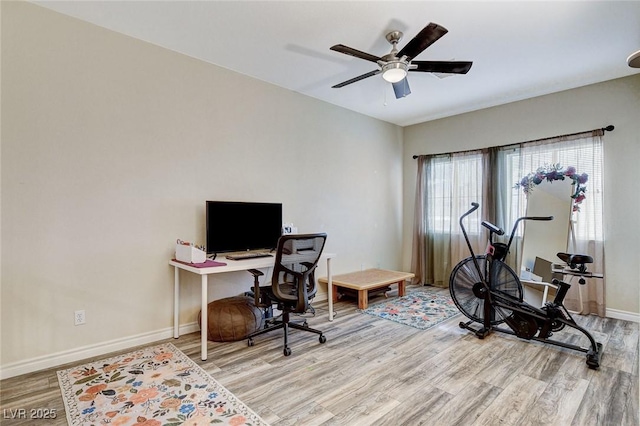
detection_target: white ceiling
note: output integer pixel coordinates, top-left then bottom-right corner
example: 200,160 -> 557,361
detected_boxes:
33,1 -> 640,127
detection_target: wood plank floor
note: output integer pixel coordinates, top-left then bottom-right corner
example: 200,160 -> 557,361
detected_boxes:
1,286 -> 638,425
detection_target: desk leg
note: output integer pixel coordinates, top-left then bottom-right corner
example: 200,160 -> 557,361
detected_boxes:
200,275 -> 208,361
327,257 -> 334,321
173,267 -> 180,339
576,278 -> 585,314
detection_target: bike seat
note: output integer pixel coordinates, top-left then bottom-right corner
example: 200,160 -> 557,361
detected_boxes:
557,252 -> 593,267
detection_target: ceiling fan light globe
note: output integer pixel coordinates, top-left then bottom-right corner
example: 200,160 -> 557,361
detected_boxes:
382,62 -> 408,83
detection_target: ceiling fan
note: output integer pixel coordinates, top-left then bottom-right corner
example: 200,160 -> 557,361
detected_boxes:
330,22 -> 473,99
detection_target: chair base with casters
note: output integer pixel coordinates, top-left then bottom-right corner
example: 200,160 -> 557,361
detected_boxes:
245,233 -> 328,356
247,310 -> 326,356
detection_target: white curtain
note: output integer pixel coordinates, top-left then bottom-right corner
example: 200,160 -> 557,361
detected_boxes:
412,150 -> 486,287
412,130 -> 605,315
500,131 -> 605,315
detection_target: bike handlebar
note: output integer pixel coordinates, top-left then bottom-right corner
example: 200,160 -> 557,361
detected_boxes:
481,221 -> 504,236
459,203 -> 485,283
522,216 -> 554,221
460,203 -> 555,259
502,215 -> 554,255
468,202 -> 480,212
482,216 -> 554,235
459,203 -> 480,227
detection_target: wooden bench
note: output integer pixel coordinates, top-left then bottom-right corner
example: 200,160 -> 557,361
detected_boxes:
319,268 -> 415,309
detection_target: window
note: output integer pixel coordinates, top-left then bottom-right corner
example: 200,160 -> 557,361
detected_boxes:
426,151 -> 484,234
413,129 -> 604,302
503,138 -> 604,241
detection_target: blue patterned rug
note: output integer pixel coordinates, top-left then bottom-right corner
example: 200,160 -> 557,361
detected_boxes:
361,289 -> 460,330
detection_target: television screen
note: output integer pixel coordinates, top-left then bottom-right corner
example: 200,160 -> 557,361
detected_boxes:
206,201 -> 282,254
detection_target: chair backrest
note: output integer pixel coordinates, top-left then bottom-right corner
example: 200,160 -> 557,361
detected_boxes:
271,233 -> 327,313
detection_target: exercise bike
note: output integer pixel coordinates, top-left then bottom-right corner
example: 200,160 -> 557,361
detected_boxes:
449,202 -> 603,369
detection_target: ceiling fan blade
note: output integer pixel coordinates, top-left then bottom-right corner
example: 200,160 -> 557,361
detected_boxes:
331,70 -> 381,88
392,78 -> 411,99
411,60 -> 473,74
397,23 -> 448,60
330,44 -> 382,63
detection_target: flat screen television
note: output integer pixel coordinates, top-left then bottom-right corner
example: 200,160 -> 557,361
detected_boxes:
206,201 -> 282,254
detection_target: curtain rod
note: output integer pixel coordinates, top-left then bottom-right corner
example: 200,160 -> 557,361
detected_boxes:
411,125 -> 614,159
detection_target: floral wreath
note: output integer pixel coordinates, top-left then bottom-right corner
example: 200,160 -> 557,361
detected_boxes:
515,164 -> 588,212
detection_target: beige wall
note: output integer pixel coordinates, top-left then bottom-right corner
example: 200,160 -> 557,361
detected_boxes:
1,2 -> 403,372
2,1 -> 638,378
402,74 -> 640,315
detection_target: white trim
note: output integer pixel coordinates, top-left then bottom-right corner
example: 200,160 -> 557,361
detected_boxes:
0,322 -> 199,380
606,308 -> 640,323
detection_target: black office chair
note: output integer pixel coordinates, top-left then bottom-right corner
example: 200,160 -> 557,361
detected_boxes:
247,233 -> 327,356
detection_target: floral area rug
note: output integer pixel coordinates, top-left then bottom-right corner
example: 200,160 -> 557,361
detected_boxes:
57,342 -> 268,426
361,288 -> 460,330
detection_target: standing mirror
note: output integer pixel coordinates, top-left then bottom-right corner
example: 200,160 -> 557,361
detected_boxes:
520,178 -> 573,306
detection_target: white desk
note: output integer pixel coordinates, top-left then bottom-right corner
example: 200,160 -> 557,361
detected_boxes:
521,267 -> 603,311
170,252 -> 336,360
521,279 -> 558,307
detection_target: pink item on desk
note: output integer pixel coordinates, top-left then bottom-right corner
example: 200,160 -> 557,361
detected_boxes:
171,259 -> 226,268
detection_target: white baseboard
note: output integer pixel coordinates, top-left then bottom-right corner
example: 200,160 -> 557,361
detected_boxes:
1,292 -> 330,381
0,322 -> 200,380
606,308 -> 640,323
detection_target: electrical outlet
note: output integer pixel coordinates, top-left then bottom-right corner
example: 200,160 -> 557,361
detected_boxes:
74,310 -> 86,326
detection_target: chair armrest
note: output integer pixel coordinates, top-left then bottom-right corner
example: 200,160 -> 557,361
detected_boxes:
248,269 -> 264,278
247,269 -> 265,307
